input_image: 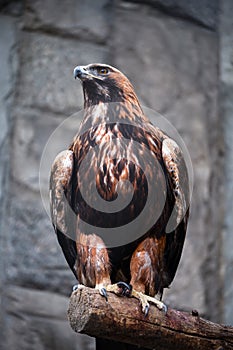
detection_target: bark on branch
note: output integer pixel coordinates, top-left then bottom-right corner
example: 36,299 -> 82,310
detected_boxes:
67,287 -> 233,350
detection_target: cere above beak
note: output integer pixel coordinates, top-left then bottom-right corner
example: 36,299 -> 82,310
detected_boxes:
73,66 -> 88,80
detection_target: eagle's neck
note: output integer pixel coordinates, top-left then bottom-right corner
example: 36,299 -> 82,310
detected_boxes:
80,99 -> 148,133
80,79 -> 149,132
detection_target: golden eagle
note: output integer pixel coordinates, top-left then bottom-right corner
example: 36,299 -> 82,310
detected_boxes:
50,63 -> 190,350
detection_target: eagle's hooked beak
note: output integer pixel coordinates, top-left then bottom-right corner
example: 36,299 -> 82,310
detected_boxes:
73,66 -> 88,80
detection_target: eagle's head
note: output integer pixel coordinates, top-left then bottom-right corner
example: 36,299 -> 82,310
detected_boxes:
73,63 -> 140,108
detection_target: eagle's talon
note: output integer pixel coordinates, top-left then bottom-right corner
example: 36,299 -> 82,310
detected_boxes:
144,304 -> 150,317
72,283 -> 86,292
130,289 -> 167,315
116,282 -> 132,297
72,284 -> 79,291
162,304 -> 168,314
100,287 -> 108,301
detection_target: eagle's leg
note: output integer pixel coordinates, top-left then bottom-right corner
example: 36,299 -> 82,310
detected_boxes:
128,237 -> 167,315
76,234 -> 111,299
93,249 -> 111,300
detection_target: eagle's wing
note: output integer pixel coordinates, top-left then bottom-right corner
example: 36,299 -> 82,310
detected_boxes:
49,150 -> 77,278
161,137 -> 190,287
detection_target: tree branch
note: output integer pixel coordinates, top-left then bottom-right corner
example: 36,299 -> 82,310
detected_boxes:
67,287 -> 233,350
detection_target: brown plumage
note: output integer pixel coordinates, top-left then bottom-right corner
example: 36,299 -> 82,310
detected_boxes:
50,63 -> 190,349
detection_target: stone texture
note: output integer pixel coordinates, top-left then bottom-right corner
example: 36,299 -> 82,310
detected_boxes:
220,0 -> 233,325
2,286 -> 95,350
124,0 -> 219,29
11,108 -> 83,192
0,13 -> 18,347
16,31 -> 108,115
24,0 -> 110,43
0,0 -> 23,16
0,14 -> 17,146
111,5 -> 218,315
5,195 -> 77,295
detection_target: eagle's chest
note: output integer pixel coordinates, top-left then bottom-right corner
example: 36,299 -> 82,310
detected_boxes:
73,123 -> 168,243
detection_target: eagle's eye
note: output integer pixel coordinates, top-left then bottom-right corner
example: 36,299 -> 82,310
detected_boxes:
97,67 -> 109,75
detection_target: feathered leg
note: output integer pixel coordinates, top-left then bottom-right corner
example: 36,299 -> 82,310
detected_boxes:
128,236 -> 167,314
75,234 -> 111,297
105,237 -> 167,314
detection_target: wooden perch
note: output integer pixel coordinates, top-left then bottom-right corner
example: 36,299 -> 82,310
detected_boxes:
68,287 -> 233,350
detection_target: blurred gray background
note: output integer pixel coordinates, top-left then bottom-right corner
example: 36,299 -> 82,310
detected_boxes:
0,0 -> 233,349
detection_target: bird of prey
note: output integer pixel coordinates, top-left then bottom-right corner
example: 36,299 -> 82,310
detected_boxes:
50,63 -> 190,349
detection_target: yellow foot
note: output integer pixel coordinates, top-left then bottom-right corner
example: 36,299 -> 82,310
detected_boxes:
105,281 -> 132,297
131,289 -> 167,315
72,283 -> 113,301
98,282 -> 131,300
95,284 -> 109,300
96,281 -> 167,316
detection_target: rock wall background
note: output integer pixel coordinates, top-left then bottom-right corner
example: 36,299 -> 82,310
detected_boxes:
0,0 -> 232,349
